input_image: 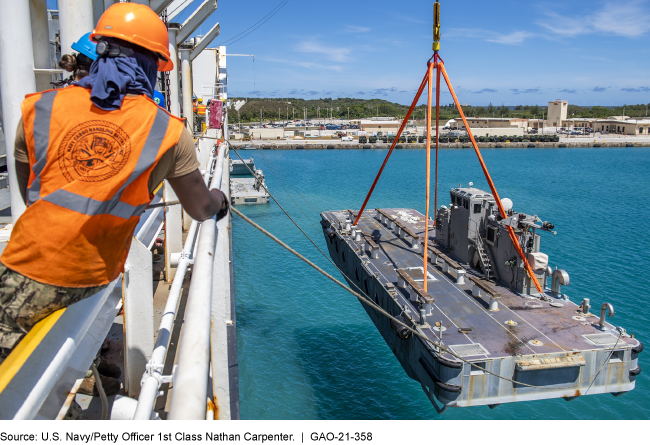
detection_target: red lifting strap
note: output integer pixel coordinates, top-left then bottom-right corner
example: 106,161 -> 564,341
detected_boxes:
352,67 -> 431,227
438,62 -> 544,294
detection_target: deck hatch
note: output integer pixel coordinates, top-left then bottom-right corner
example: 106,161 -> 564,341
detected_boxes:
583,333 -> 620,346
449,343 -> 489,357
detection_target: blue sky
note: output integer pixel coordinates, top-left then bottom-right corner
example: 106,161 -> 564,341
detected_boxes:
49,0 -> 650,106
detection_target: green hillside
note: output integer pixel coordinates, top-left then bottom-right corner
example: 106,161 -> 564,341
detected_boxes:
228,97 -> 650,123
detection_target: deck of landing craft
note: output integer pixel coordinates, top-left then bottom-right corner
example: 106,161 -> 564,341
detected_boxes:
323,208 -> 636,363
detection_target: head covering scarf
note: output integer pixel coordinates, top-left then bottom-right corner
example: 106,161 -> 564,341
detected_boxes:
76,48 -> 158,111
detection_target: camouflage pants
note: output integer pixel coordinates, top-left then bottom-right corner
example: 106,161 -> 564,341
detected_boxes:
0,262 -> 106,365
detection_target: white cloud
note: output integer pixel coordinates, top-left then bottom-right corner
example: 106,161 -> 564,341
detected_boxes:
294,41 -> 352,62
448,28 -> 534,45
538,1 -> 649,37
485,31 -> 535,45
343,25 -> 370,33
296,62 -> 343,72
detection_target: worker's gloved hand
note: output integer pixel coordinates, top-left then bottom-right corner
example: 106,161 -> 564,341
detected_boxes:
212,189 -> 229,221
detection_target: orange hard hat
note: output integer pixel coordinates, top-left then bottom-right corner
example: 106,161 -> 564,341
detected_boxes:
91,3 -> 173,71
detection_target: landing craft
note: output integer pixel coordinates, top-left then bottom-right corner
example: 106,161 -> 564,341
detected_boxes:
320,1 -> 642,413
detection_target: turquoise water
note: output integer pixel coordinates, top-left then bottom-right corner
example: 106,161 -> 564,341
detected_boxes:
233,147 -> 650,420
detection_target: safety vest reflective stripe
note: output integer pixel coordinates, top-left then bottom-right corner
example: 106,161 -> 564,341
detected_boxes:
41,189 -> 148,219
27,90 -> 57,206
28,100 -> 171,219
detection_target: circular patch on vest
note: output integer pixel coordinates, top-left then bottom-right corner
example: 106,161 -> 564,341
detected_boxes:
59,120 -> 131,182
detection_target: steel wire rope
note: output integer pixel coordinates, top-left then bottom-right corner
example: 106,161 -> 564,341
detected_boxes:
255,153 -> 322,237
256,149 -> 320,214
230,205 -> 624,390
229,143 -> 345,272
217,0 -> 290,47
228,142 -> 384,321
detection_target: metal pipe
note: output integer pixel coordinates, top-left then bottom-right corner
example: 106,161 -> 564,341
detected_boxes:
133,150 -> 217,420
551,268 -> 570,295
167,24 -> 181,117
0,0 -> 36,222
58,0 -> 94,68
133,228 -> 195,420
135,207 -> 163,241
599,303 -> 614,330
30,0 -> 53,92
179,45 -> 193,131
167,145 -> 225,420
14,339 -> 76,419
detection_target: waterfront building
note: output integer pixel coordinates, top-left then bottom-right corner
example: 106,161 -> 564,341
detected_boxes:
460,117 -> 524,129
547,99 -> 568,127
593,119 -> 650,135
360,119 -> 400,135
564,118 -> 593,128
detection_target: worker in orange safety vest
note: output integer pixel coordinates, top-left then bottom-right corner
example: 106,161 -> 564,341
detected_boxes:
196,98 -> 207,116
0,2 -> 228,364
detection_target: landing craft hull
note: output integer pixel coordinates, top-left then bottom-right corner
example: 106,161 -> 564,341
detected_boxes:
320,207 -> 641,411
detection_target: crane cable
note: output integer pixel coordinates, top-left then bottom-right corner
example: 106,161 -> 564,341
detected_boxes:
351,0 -> 544,295
351,68 -> 430,228
226,144 -> 623,391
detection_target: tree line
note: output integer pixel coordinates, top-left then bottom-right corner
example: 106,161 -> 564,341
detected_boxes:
228,97 -> 650,123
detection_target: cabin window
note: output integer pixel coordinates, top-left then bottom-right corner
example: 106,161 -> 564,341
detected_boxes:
473,203 -> 482,214
355,267 -> 360,281
364,280 -> 370,294
341,250 -> 346,263
335,240 -> 339,252
374,292 -> 379,304
464,199 -> 469,210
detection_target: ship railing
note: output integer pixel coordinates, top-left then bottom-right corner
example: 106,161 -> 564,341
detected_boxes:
129,136 -> 235,421
0,275 -> 122,419
0,172 -> 192,419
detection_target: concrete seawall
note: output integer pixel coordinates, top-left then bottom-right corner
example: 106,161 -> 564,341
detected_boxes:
233,141 -> 648,150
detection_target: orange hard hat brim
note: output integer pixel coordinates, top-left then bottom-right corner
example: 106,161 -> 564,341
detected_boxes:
158,57 -> 173,72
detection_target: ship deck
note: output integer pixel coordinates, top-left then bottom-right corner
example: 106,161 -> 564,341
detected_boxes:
322,208 -> 636,363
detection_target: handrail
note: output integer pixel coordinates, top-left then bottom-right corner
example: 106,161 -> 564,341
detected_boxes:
133,145 -> 220,420
0,279 -> 121,419
167,144 -> 226,420
135,207 -> 163,242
